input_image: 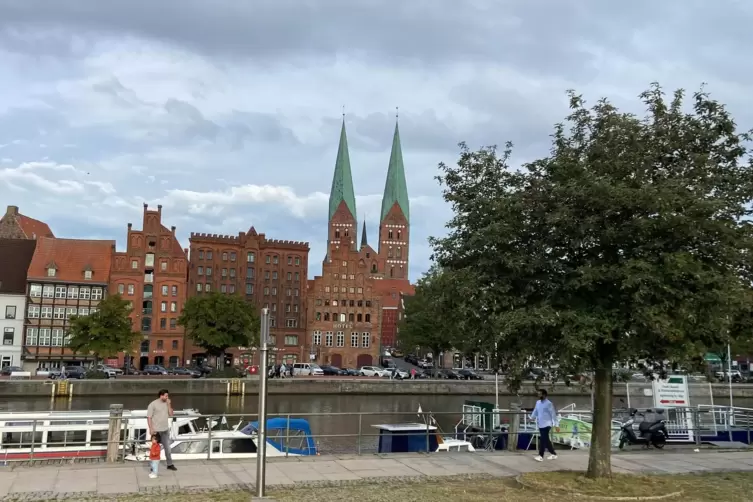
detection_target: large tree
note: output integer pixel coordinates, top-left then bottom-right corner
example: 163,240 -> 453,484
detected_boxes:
178,292 -> 260,368
431,84 -> 753,477
68,294 -> 140,365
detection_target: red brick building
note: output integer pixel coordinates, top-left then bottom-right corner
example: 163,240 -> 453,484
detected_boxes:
109,204 -> 188,369
306,120 -> 413,368
187,228 -> 309,368
0,205 -> 55,240
23,237 -> 114,370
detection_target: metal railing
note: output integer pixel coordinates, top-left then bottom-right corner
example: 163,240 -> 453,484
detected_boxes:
0,406 -> 750,464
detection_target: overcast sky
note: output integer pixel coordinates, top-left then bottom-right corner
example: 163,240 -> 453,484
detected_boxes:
0,0 -> 751,279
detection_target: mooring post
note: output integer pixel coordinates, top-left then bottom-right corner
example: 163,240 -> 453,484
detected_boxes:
106,404 -> 124,463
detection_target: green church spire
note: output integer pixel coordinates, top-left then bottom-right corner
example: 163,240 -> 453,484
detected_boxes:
329,120 -> 358,222
380,120 -> 409,222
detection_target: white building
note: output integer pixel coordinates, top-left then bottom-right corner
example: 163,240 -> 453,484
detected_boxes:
0,239 -> 37,369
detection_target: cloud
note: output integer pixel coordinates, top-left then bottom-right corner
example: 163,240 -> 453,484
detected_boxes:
0,1 -> 751,280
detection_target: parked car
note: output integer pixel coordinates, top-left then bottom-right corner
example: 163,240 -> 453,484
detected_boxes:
291,362 -> 324,376
0,366 -> 23,376
360,366 -> 387,377
716,370 -> 743,383
320,365 -> 344,376
418,359 -> 434,369
438,369 -> 460,380
391,349 -> 404,358
383,368 -> 409,379
169,367 -> 201,378
189,364 -> 213,377
63,366 -> 87,379
142,365 -> 169,375
94,364 -> 123,378
416,368 -> 439,379
458,369 -> 483,380
121,365 -> 140,375
343,368 -> 360,376
405,354 -> 418,365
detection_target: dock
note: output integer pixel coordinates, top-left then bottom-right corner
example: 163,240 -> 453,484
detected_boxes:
0,450 -> 751,500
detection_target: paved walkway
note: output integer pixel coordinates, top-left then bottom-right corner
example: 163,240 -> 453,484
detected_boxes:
0,450 -> 751,500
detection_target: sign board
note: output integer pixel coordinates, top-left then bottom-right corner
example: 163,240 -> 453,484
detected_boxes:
309,353 -> 315,361
651,375 -> 690,407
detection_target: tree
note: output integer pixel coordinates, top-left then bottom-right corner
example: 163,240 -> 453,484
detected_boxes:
67,294 -> 140,365
178,292 -> 260,368
399,267 -> 462,365
431,84 -> 753,478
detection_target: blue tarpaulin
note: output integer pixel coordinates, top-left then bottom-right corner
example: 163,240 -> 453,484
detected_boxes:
240,418 -> 317,456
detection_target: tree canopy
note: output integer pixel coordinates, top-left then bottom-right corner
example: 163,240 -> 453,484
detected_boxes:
429,84 -> 753,477
67,294 -> 139,364
178,292 -> 260,365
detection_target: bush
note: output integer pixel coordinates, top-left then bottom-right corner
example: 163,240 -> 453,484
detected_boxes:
85,370 -> 110,380
211,367 -> 242,378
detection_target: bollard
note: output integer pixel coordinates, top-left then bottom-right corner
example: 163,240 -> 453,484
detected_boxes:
507,404 -> 521,452
106,404 -> 124,463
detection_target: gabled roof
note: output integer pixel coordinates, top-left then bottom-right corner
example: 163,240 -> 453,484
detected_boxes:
17,213 -> 54,239
0,239 -> 37,294
28,237 -> 115,283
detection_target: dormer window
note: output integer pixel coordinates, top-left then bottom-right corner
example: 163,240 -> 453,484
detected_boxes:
47,267 -> 56,277
84,270 -> 92,280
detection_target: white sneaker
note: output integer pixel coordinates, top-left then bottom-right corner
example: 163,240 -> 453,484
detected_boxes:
547,454 -> 558,460
149,473 -> 157,479
534,455 -> 543,462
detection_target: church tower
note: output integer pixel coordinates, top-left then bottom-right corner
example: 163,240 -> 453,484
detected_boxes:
326,120 -> 358,261
377,120 -> 410,279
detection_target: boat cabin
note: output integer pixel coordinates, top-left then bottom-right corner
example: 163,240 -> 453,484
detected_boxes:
372,423 -> 439,453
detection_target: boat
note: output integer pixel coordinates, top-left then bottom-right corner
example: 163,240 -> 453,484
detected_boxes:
0,408 -> 203,462
371,405 -> 476,454
124,417 -> 318,461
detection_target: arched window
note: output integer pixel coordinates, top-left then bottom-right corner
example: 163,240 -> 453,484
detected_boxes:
365,314 -> 371,323
324,313 -> 330,321
357,313 -> 363,322
348,313 -> 355,322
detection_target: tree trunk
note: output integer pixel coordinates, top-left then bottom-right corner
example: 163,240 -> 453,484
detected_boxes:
586,363 -> 613,478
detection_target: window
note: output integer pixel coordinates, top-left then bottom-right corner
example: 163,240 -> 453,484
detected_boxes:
84,270 -> 93,280
53,307 -> 65,320
270,317 -> 276,327
349,288 -> 355,294
161,261 -> 168,271
273,255 -> 279,264
342,261 -> 347,267
207,251 -> 213,260
272,287 -> 277,296
315,312 -> 321,321
198,266 -> 204,275
272,271 -> 278,280
170,319 -> 176,329
131,260 -> 138,269
286,288 -> 291,297
348,313 -> 354,322
66,307 -> 76,318
27,305 -> 40,318
117,284 -> 125,295
54,286 -> 66,299
271,303 -> 277,311
222,268 -> 227,277
351,333 -> 358,347
206,267 -> 212,276
397,230 -> 402,239
160,302 -> 167,313
285,304 -> 291,313
339,313 -> 346,322
295,257 -> 300,266
284,335 -> 298,346
205,284 -> 211,292
38,328 -> 51,346
287,256 -> 292,265
295,272 -> 300,281
5,306 -> 16,319
170,302 -> 177,313
285,319 -> 297,328
196,283 -> 202,292
230,268 -> 236,278
25,328 -> 37,345
324,286 -> 331,293
199,250 -> 204,260
230,252 -> 236,262
325,332 -> 333,347
357,287 -> 363,294
160,318 -> 166,329
171,441 -> 209,455
264,287 -> 269,296
3,328 -> 14,346
171,286 -> 178,296
294,304 -> 299,313
172,340 -> 178,350
313,331 -> 321,346
335,229 -> 340,238
365,313 -> 371,323
247,252 -> 255,263
51,329 -> 64,347
145,253 -> 155,267
79,307 -> 89,316
357,313 -> 362,322
161,285 -> 168,296
47,267 -> 56,277
29,284 -> 42,297
246,284 -> 253,295
362,332 -> 371,348
246,267 -> 254,279
336,332 -> 344,347
222,252 -> 228,261
265,255 -> 271,264
365,301 -> 371,307
92,288 -> 103,300
221,285 -> 227,293
287,272 -> 292,281
229,284 -> 236,294
332,300 -> 338,306
43,285 -> 54,298
388,229 -> 393,239
41,307 -> 52,319
294,289 -> 299,297
127,284 -> 134,296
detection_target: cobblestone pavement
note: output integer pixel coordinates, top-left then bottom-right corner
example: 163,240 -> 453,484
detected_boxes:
0,449 -> 751,500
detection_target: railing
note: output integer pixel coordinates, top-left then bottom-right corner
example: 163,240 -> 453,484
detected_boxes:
0,406 -> 751,464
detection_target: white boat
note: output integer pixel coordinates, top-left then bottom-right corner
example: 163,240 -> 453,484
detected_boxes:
124,417 -> 318,461
0,408 -> 203,462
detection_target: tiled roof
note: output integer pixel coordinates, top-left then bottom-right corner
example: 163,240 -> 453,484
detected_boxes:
0,239 -> 37,294
16,214 -> 54,239
28,237 -> 115,283
374,279 -> 414,308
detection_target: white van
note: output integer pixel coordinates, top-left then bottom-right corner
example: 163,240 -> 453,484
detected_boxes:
292,363 -> 324,376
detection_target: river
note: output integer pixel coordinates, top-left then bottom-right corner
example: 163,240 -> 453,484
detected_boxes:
3,393 -> 750,454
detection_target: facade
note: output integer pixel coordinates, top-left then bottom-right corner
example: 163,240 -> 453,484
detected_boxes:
0,239 -> 37,368
0,205 -> 55,240
110,204 -> 188,369
187,229 -> 310,368
306,119 -> 413,368
23,237 -> 114,370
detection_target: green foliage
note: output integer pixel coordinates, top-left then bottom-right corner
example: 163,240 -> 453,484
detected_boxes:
178,292 -> 260,359
430,83 -> 753,477
84,370 -> 110,380
68,294 -> 139,363
212,367 -> 242,378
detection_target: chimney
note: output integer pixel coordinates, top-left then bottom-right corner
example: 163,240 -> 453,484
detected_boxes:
143,203 -> 148,211
127,223 -> 132,231
170,225 -> 176,234
6,205 -> 18,216
158,205 -> 163,218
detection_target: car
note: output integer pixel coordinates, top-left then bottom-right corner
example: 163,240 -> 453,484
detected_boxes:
121,365 -> 141,375
458,369 -> 484,380
438,369 -> 460,380
418,359 -> 434,369
189,364 -> 213,377
716,370 -> 743,383
416,368 -> 438,379
169,367 -> 201,378
405,354 -> 418,365
383,368 -> 409,379
343,368 -> 360,376
320,365 -> 344,376
94,364 -> 123,378
142,365 -> 169,375
391,349 -> 404,358
360,366 -> 387,377
0,366 -> 23,376
63,366 -> 87,379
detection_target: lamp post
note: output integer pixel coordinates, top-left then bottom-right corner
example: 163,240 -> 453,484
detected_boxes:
255,308 -> 270,498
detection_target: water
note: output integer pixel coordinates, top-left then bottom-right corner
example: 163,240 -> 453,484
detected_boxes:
3,394 -> 749,454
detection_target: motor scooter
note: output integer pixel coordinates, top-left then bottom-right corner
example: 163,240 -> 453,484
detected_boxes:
618,407 -> 668,450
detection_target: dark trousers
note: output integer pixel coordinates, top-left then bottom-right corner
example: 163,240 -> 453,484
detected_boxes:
538,426 -> 556,456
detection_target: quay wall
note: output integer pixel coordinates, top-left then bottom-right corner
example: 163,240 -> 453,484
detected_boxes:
0,378 -> 752,398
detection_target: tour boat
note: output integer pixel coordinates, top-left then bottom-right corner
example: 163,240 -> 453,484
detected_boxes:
124,417 -> 318,461
0,408 -> 203,462
371,405 -> 476,454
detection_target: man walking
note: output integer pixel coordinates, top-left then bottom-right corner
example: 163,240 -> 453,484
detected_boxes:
530,389 -> 558,462
147,389 -> 177,471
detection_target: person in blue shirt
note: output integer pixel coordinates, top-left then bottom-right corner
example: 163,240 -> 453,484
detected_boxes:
530,389 -> 558,461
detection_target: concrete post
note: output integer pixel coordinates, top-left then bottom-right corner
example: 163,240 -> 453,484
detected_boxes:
106,404 -> 124,463
507,403 -> 521,452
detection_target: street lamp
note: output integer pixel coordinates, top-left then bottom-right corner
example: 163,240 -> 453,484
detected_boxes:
255,308 -> 271,498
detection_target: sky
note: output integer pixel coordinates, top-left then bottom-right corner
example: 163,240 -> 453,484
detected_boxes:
0,1 -> 751,280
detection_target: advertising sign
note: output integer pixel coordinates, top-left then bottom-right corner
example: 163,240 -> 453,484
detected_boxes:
651,375 -> 690,408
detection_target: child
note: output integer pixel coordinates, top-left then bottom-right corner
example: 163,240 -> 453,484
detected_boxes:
149,432 -> 161,479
